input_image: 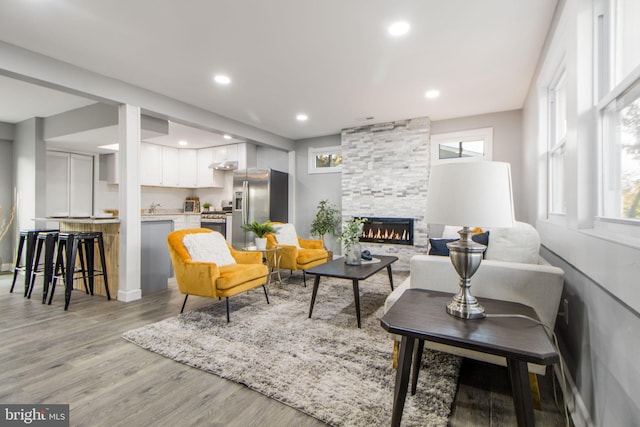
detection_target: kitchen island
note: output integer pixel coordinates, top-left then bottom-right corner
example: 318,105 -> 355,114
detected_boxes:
39,217 -> 120,299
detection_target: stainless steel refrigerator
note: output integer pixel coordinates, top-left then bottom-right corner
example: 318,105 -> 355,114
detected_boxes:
232,168 -> 289,249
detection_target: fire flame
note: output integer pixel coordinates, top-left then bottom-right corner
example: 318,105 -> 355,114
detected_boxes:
362,227 -> 409,241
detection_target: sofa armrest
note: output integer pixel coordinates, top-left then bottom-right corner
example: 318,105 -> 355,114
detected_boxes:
408,255 -> 565,331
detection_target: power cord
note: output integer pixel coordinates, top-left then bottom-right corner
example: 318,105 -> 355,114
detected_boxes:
485,313 -> 571,427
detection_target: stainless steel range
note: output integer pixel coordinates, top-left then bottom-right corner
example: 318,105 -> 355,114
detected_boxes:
201,212 -> 227,237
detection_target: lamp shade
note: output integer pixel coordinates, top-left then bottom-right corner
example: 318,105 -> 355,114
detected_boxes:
426,161 -> 514,228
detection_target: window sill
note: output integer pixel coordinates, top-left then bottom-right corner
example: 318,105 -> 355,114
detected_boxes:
579,227 -> 640,251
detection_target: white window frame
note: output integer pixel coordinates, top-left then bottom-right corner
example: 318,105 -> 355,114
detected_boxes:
596,0 -> 640,228
308,145 -> 343,174
430,127 -> 493,165
548,66 -> 567,216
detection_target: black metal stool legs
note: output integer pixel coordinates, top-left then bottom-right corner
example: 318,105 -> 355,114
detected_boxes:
10,231 -> 27,293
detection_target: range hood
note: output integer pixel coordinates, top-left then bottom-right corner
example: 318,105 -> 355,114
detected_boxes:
208,160 -> 238,171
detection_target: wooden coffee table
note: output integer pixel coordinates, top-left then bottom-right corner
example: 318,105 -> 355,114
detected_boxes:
307,255 -> 398,328
381,289 -> 559,427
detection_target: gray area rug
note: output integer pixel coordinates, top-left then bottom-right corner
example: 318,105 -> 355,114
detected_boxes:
122,271 -> 461,426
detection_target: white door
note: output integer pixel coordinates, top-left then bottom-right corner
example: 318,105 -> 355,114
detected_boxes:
46,152 -> 70,217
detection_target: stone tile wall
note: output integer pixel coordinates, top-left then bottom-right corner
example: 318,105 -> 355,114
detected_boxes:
341,116 -> 430,271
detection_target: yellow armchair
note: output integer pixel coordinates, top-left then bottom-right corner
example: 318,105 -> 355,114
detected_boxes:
167,228 -> 269,322
265,223 -> 328,286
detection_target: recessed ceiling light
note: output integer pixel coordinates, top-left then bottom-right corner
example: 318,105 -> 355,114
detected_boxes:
98,143 -> 119,151
388,21 -> 410,36
179,140 -> 188,146
425,90 -> 440,99
214,74 -> 231,85
223,134 -> 232,139
296,114 -> 308,121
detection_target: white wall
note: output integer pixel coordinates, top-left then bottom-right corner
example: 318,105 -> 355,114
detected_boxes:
431,110 -> 525,219
294,134 -> 342,252
522,0 -> 640,425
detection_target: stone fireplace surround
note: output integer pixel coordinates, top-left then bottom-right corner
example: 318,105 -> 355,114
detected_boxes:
341,116 -> 430,271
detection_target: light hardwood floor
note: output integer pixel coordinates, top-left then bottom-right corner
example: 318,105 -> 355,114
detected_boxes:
0,272 -> 566,426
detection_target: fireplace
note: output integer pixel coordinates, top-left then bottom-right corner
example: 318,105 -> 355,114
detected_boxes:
357,217 -> 414,246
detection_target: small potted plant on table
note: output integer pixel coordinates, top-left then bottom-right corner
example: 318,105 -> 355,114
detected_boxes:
241,220 -> 275,250
202,202 -> 212,212
339,217 -> 367,265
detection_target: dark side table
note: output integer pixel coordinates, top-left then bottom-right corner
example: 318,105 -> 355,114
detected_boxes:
381,289 -> 559,427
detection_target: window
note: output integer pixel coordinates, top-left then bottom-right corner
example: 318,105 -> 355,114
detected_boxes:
430,128 -> 493,164
308,145 -> 343,174
598,0 -> 640,222
548,67 -> 567,215
602,79 -> 640,220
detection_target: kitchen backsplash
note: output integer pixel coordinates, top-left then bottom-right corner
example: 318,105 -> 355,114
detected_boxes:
94,176 -> 234,215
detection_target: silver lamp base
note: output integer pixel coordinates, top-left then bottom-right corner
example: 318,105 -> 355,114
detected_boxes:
446,226 -> 487,319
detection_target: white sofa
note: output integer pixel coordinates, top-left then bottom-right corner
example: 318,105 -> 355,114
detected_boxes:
384,222 -> 565,374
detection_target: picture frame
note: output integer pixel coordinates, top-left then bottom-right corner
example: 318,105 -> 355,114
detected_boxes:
183,200 -> 197,213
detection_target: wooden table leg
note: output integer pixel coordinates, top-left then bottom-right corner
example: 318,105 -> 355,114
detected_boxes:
410,339 -> 424,395
507,358 -> 535,427
387,265 -> 395,291
352,279 -> 361,328
391,335 -> 415,427
308,275 -> 321,318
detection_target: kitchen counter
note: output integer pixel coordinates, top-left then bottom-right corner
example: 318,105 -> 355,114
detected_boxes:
37,217 -> 120,299
39,217 -> 120,224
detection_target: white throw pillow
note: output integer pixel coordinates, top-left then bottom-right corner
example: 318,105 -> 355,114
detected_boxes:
273,223 -> 301,249
484,221 -> 540,264
182,232 -> 237,266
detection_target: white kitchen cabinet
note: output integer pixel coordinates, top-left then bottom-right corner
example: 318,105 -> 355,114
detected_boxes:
170,214 -> 200,230
197,147 -> 225,188
236,142 -> 257,170
186,215 -> 201,228
46,151 -> 93,217
140,142 -> 163,186
197,147 -> 213,186
98,152 -> 119,184
179,149 -> 198,187
214,144 -> 238,163
162,146 -> 180,187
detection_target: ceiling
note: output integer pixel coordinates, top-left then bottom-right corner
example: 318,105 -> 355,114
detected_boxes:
0,0 -> 557,146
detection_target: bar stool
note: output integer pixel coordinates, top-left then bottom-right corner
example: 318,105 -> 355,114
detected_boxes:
49,232 -> 111,310
27,231 -> 60,303
10,229 -> 58,296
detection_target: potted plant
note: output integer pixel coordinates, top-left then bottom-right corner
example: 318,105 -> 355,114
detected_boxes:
241,220 -> 275,250
202,202 -> 212,212
310,199 -> 340,259
339,217 -> 367,265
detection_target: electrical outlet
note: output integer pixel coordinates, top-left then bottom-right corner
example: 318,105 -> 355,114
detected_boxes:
563,299 -> 569,325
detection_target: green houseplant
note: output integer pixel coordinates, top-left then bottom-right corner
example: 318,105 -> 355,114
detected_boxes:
310,199 -> 340,251
339,217 -> 367,265
241,220 -> 275,250
201,202 -> 212,212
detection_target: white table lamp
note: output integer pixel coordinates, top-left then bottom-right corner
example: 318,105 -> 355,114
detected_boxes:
426,161 -> 515,319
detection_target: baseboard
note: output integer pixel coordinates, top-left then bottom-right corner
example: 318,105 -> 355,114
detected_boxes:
1,262 -> 12,272
117,289 -> 142,302
554,362 -> 594,427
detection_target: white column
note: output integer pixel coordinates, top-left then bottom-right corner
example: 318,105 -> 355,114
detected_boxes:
117,104 -> 142,302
